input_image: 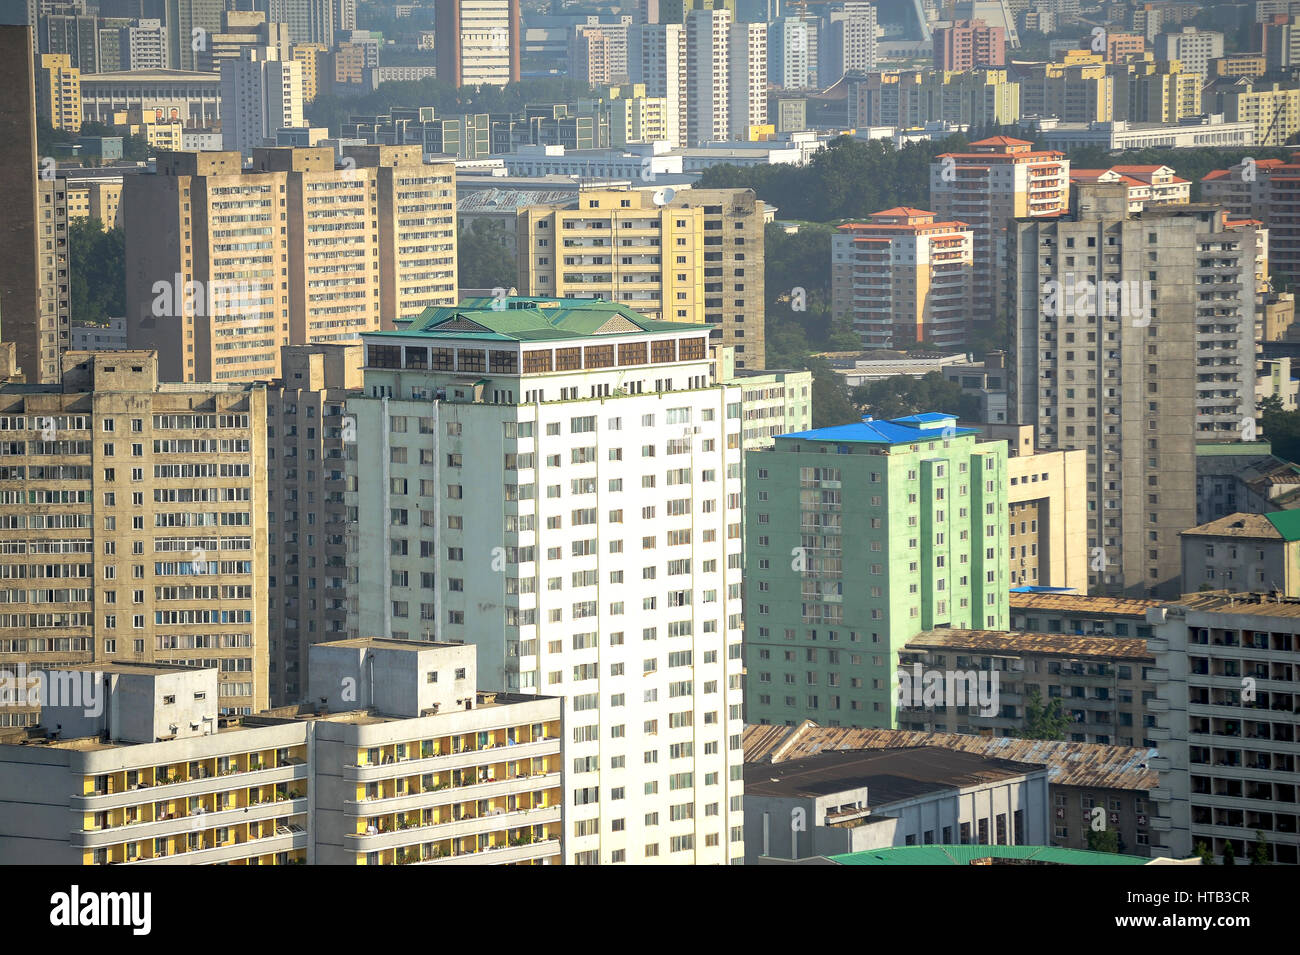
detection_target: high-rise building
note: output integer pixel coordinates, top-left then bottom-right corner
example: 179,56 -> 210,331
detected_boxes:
345,296 -> 747,865
121,17 -> 166,69
831,208 -> 975,350
1009,183 -> 1260,598
743,413 -> 1011,729
1155,26 -> 1224,77
933,17 -> 1004,71
1149,592 -> 1300,864
266,0 -> 333,46
201,12 -> 292,73
1209,79 -> 1300,148
571,18 -> 632,87
628,21 -> 686,146
39,13 -> 99,72
768,16 -> 815,90
1017,50 -> 1113,122
123,147 -> 456,383
516,188 -> 766,369
35,177 -> 73,383
727,20 -> 766,138
685,6 -> 730,144
266,343 -> 362,704
851,69 -> 1020,128
343,144 -> 458,323
1203,157 -> 1300,290
929,136 -> 1069,327
433,0 -> 520,88
1116,55 -> 1202,123
35,53 -> 82,131
291,41 -> 328,101
219,47 -> 304,156
0,350 -> 270,724
0,25 -> 46,384
164,0 -> 223,71
819,2 -> 877,87
0,641 -> 565,865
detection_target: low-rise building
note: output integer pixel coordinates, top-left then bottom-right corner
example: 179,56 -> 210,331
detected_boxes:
1030,115 -> 1256,151
1181,512 -> 1300,596
896,628 -> 1156,746
743,745 -> 1049,862
1009,592 -> 1160,638
0,640 -> 564,865
744,722 -> 1160,856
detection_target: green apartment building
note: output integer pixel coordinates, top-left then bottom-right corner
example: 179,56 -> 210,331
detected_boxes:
744,413 -> 1010,728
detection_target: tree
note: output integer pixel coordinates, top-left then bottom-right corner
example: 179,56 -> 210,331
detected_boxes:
456,220 -> 517,291
1020,685 -> 1071,741
1087,828 -> 1119,854
806,357 -> 860,429
1222,841 -> 1236,865
852,372 -> 982,422
1193,841 -> 1215,865
1251,831 -> 1270,865
68,219 -> 125,324
1258,395 -> 1300,462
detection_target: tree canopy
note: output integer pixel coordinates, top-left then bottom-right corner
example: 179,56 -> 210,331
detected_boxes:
68,219 -> 125,325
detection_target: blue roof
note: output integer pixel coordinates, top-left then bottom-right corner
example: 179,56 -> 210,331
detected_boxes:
778,414 -> 979,445
1010,586 -> 1078,593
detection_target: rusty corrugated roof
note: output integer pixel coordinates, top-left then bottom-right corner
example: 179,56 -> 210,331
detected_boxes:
743,722 -> 1158,791
1009,593 -> 1161,616
904,629 -> 1153,660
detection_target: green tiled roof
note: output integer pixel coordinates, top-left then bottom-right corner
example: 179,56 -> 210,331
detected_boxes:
1265,510 -> 1300,542
367,297 -> 700,342
827,845 -> 1150,866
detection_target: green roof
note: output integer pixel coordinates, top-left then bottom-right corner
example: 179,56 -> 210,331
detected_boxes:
1265,510 -> 1300,542
827,845 -> 1151,866
367,297 -> 701,343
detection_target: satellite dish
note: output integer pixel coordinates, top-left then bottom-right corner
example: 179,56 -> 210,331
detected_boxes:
652,187 -> 676,206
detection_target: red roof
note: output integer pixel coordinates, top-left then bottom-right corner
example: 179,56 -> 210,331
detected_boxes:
872,206 -> 933,217
969,135 -> 1033,147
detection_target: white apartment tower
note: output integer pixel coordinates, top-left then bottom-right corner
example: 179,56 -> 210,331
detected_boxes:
220,47 -> 304,157
345,297 -> 747,865
686,7 -> 731,144
728,21 -> 768,139
768,16 -> 814,90
628,22 -> 687,147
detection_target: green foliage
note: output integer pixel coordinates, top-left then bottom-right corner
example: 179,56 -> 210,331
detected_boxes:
1193,841 -> 1215,865
1222,841 -> 1236,865
695,135 -> 972,222
852,372 -> 982,422
305,78 -> 595,137
1251,831 -> 1270,865
457,220 -> 518,291
1019,685 -> 1071,741
68,219 -> 125,324
1258,396 -> 1300,463
37,119 -> 151,164
805,357 -> 859,429
1086,828 -> 1119,854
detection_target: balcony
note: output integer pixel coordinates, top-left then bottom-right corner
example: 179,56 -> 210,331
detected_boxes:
73,797 -> 309,849
344,804 -> 562,853
342,737 -> 560,783
345,771 -> 561,815
119,827 -> 308,865
71,762 -> 309,812
423,838 -> 562,865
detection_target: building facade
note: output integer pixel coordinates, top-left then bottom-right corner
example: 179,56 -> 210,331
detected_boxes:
345,297 -> 747,865
744,413 -> 1011,729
